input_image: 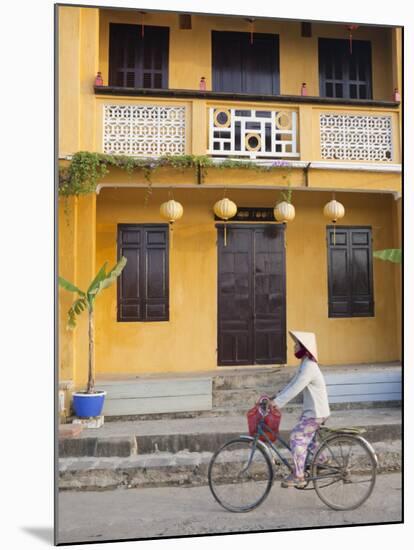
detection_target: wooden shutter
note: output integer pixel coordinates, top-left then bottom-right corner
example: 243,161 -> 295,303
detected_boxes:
212,31 -> 279,95
319,38 -> 372,99
109,24 -> 169,89
327,226 -> 374,318
117,225 -> 169,322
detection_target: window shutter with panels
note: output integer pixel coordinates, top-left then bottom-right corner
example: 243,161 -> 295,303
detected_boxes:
117,225 -> 169,322
327,226 -> 374,318
319,38 -> 372,99
109,24 -> 169,89
212,31 -> 280,95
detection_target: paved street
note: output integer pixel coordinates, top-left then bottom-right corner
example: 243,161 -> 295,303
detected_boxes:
57,472 -> 402,544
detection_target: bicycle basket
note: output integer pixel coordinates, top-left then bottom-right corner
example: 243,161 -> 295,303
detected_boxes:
247,395 -> 281,442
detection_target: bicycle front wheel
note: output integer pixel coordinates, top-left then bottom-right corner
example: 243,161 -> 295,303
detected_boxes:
208,437 -> 274,513
311,434 -> 377,511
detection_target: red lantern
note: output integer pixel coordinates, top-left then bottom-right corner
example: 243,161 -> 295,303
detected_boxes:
199,77 -> 206,91
245,18 -> 255,45
301,82 -> 308,96
393,88 -> 401,102
139,11 -> 146,38
346,24 -> 359,54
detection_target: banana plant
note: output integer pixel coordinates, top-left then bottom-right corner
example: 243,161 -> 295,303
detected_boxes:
373,248 -> 402,264
59,257 -> 127,393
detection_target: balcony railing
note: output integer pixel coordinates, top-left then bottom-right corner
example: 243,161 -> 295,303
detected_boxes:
98,96 -> 399,164
103,104 -> 186,156
207,107 -> 299,160
319,113 -> 393,162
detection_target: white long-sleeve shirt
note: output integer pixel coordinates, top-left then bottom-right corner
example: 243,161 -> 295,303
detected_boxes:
273,357 -> 331,419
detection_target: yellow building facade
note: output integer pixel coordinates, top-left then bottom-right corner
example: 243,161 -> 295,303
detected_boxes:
58,6 -> 402,390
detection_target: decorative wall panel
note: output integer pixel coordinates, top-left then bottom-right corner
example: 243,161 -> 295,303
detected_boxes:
320,114 -> 392,162
208,108 -> 299,159
103,105 -> 186,156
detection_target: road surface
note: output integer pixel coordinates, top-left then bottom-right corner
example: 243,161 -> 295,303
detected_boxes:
57,472 -> 402,544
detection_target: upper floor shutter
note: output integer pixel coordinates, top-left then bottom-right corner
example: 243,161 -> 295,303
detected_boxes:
319,38 -> 372,99
212,31 -> 280,95
109,24 -> 169,89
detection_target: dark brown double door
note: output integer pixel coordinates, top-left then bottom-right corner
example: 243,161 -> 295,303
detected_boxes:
217,224 -> 286,366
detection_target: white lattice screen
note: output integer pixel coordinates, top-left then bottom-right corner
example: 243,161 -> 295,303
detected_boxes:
320,113 -> 393,162
103,105 -> 186,156
208,107 -> 299,159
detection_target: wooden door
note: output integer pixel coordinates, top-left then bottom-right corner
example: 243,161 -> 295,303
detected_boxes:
217,225 -> 286,366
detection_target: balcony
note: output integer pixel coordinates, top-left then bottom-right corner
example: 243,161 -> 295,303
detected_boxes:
95,89 -> 401,167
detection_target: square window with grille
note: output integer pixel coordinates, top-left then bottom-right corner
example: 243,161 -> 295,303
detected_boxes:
117,225 -> 169,322
319,38 -> 372,99
327,226 -> 374,318
109,24 -> 169,89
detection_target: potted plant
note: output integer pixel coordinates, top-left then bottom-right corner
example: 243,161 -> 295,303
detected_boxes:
59,257 -> 127,418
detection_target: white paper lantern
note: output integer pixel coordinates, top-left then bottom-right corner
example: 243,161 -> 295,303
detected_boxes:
160,199 -> 183,248
214,198 -> 237,246
323,199 -> 345,245
160,199 -> 184,223
323,199 -> 345,222
274,201 -> 296,223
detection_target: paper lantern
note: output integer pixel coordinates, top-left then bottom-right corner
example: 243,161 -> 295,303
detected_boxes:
324,199 -> 345,245
160,199 -> 183,247
160,199 -> 183,223
214,198 -> 237,246
274,201 -> 296,223
323,199 -> 345,222
346,24 -> 359,54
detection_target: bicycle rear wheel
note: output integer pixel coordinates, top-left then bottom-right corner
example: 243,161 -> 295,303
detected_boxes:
208,437 -> 274,513
311,434 -> 377,511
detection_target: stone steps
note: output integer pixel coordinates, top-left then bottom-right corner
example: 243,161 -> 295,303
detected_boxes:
59,440 -> 402,491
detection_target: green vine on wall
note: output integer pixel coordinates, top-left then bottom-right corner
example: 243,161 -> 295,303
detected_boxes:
58,152 -> 293,200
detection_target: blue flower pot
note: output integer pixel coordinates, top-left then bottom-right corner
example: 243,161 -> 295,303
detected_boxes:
72,391 -> 106,418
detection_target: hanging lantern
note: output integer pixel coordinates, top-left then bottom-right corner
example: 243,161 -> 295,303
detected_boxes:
139,11 -> 146,38
160,199 -> 184,247
346,24 -> 359,54
323,199 -> 345,245
274,201 -> 296,223
245,18 -> 255,44
214,198 -> 237,246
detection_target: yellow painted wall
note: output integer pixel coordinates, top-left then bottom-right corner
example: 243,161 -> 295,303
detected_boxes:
58,6 -> 81,155
98,10 -> 394,100
57,6 -> 402,385
59,194 -> 97,388
89,187 -> 399,383
58,6 -> 401,167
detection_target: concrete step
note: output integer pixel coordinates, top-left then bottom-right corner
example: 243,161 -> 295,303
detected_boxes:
93,363 -> 401,419
60,408 -> 401,458
102,400 -> 401,422
59,439 -> 402,491
213,388 -> 301,408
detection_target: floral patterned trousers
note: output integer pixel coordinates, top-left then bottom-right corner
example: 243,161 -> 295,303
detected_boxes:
289,415 -> 327,478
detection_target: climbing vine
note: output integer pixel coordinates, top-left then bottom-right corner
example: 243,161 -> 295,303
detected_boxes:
58,152 -> 293,199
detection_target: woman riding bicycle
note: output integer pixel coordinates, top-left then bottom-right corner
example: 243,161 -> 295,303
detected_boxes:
273,331 -> 330,488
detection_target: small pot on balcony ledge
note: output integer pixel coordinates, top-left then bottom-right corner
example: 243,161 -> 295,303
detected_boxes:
94,71 -> 103,87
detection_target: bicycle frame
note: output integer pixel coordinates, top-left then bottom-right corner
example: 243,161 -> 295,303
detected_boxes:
252,418 -> 342,484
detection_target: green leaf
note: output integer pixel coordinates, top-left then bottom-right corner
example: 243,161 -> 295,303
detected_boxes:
373,249 -> 402,264
58,276 -> 85,297
87,262 -> 108,296
66,297 -> 87,329
95,256 -> 127,294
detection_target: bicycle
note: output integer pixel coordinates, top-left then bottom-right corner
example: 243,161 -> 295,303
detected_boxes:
208,397 -> 378,513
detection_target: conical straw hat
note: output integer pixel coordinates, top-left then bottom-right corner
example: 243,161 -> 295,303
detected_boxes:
289,331 -> 318,362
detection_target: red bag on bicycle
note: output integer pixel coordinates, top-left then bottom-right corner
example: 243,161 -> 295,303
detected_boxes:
247,395 -> 281,442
